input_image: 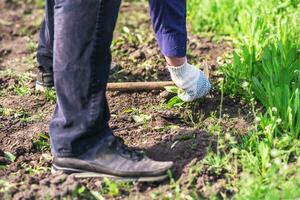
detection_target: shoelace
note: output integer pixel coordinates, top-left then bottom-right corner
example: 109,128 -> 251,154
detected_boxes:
114,137 -> 145,161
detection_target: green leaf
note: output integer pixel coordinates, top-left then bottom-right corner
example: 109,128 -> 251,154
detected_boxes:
164,86 -> 179,94
123,108 -> 135,114
258,141 -> 270,175
167,96 -> 185,108
90,191 -> 105,200
122,26 -> 130,34
4,152 -> 16,162
77,186 -> 85,194
39,133 -> 50,141
101,178 -> 120,197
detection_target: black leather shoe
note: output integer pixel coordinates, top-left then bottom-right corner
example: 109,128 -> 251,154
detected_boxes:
36,62 -> 118,92
52,135 -> 173,182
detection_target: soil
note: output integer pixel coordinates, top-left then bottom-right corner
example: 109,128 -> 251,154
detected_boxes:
0,0 -> 251,199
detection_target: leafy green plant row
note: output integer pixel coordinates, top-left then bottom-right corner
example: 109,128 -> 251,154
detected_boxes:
187,0 -> 300,198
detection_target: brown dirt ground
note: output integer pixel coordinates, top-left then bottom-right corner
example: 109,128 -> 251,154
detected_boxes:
0,0 -> 251,199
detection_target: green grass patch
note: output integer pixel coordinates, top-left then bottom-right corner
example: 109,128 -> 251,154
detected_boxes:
188,0 -> 300,198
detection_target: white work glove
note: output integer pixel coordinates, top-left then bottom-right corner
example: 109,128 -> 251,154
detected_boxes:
167,61 -> 211,102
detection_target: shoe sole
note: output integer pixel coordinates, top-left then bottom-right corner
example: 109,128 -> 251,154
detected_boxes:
35,81 -> 54,92
52,164 -> 168,182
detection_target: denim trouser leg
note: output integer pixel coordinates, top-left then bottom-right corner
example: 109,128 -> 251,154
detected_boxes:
49,0 -> 121,157
37,0 -> 188,73
37,0 -> 54,72
149,0 -> 187,57
38,0 -> 186,157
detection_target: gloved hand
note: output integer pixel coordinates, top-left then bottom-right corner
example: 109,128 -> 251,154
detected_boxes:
167,61 -> 211,102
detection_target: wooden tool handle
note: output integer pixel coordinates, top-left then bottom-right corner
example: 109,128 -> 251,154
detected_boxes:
107,65 -> 210,91
107,81 -> 175,91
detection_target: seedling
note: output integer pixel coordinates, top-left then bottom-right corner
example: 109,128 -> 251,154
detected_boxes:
0,90 -> 5,97
0,107 -> 12,117
14,108 -> 31,122
71,185 -> 102,199
132,113 -> 151,124
99,178 -> 133,198
44,88 -> 57,103
11,76 -> 32,96
0,152 -> 16,169
164,86 -> 185,108
32,132 -> 50,152
35,0 -> 45,8
123,107 -> 151,126
26,40 -> 38,54
24,165 -> 49,175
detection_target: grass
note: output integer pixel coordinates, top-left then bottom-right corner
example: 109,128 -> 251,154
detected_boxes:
12,76 -> 32,96
100,178 -> 133,198
0,105 -> 41,124
44,88 -> 57,104
0,72 -> 34,96
69,178 -> 133,200
188,0 -> 300,198
26,40 -> 38,54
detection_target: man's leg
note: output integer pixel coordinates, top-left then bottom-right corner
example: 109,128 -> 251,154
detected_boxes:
49,0 -> 172,181
37,0 -> 54,71
149,0 -> 211,102
35,0 -> 116,91
36,0 -> 55,90
50,0 -> 114,157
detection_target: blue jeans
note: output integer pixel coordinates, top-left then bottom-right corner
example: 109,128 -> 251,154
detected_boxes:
37,0 -> 187,157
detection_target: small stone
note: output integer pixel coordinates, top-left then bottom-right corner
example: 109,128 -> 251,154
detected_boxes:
66,182 -> 79,193
47,187 -> 59,199
30,184 -> 40,191
14,146 -> 26,156
7,78 -> 18,87
94,181 -> 102,188
28,176 -> 39,185
9,186 -> 18,195
119,130 -> 127,135
40,178 -> 51,186
119,114 -> 130,121
129,50 -> 146,60
51,174 -> 67,185
29,160 -> 38,166
19,184 -> 30,191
